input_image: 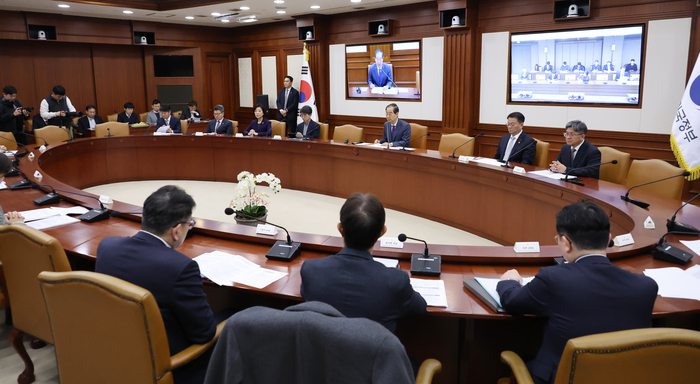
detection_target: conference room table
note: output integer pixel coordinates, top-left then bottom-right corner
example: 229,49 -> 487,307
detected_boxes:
4,135 -> 700,384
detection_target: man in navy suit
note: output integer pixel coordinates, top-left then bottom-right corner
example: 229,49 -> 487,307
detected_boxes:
497,201 -> 657,384
375,103 -> 411,147
494,112 -> 536,165
589,60 -> 602,71
276,75 -> 299,135
300,193 -> 426,333
542,61 -> 553,72
117,102 -> 139,124
206,105 -> 233,135
559,61 -> 569,71
76,105 -> 104,134
295,105 -> 320,139
95,185 -> 218,384
550,120 -> 601,178
572,62 -> 585,72
368,49 -> 394,89
603,61 -> 615,72
156,104 -> 182,133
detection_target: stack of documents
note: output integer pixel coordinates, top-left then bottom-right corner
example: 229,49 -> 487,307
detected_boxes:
474,276 -> 535,307
529,170 -> 569,180
194,250 -> 288,289
410,278 -> 448,307
19,206 -> 88,230
373,257 -> 399,268
471,157 -> 507,167
643,266 -> 700,301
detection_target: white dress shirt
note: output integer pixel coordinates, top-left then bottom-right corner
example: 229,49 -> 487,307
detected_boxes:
40,96 -> 76,121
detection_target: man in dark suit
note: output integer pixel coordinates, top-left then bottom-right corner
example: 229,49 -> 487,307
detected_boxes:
0,86 -> 30,145
295,105 -> 320,139
76,105 -> 104,135
494,111 -> 536,165
181,100 -> 202,121
206,105 -> 233,135
542,61 -> 553,72
300,193 -> 426,334
497,201 -> 657,384
276,75 -> 299,135
603,61 -> 615,72
374,103 -> 411,148
589,60 -> 602,71
550,120 -> 601,178
572,62 -> 585,72
559,61 -> 569,71
368,48 -> 394,89
95,185 -> 218,384
117,102 -> 139,124
156,104 -> 182,133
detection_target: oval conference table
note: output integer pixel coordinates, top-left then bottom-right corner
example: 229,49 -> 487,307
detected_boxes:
4,134 -> 700,384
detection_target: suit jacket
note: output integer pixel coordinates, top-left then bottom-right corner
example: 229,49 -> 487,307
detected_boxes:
95,231 -> 216,383
276,87 -> 299,127
181,109 -> 201,120
543,64 -> 553,72
572,64 -> 585,71
295,120 -> 320,139
590,64 -> 602,71
146,110 -> 161,125
368,63 -> 394,88
560,65 -> 570,71
76,115 -> 104,134
624,63 -> 638,72
496,256 -> 657,384
379,118 -> 411,148
32,114 -> 47,130
493,132 -> 536,165
300,247 -> 426,333
156,115 -> 182,133
243,119 -> 271,137
117,112 -> 139,124
555,140 -> 601,179
207,118 -> 234,135
204,302 -> 414,384
603,64 -> 615,71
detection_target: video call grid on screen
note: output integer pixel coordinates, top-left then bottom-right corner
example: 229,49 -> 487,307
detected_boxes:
509,25 -> 645,106
346,41 -> 422,101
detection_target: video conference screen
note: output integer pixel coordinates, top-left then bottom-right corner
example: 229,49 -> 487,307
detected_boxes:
154,55 -> 194,78
509,25 -> 645,106
346,41 -> 421,101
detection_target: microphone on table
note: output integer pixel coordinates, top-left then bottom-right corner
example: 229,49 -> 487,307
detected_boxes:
621,171 -> 690,209
562,160 -> 617,186
109,210 -> 143,217
225,208 -> 301,261
450,132 -> 483,159
23,132 -> 49,150
380,66 -> 399,89
398,233 -> 441,277
652,231 -> 694,265
31,184 -> 110,222
500,139 -> 537,169
666,192 -> 700,235
0,135 -> 31,177
399,132 -> 430,151
8,170 -> 31,190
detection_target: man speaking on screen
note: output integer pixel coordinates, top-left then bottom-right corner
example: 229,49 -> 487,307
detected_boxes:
368,49 -> 394,90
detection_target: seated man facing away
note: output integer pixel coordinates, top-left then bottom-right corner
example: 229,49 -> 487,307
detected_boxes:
295,105 -> 320,139
300,193 -> 426,333
117,102 -> 139,124
549,120 -> 601,179
95,186 -> 218,384
497,201 -> 658,384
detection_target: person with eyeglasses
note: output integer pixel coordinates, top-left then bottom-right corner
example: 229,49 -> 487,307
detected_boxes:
549,120 -> 601,179
96,185 -> 224,384
496,201 -> 657,384
206,104 -> 234,135
493,111 -> 536,165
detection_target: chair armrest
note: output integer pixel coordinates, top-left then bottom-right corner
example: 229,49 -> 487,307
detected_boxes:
170,320 -> 226,370
416,358 -> 442,384
500,351 -> 534,384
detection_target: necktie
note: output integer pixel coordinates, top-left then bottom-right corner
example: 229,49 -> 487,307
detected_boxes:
156,112 -> 160,119
571,148 -> 577,165
215,120 -> 220,132
503,136 -> 516,161
284,89 -> 289,109
391,124 -> 396,141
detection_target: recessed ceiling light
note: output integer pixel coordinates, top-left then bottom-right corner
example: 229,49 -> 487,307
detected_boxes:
185,16 -> 194,20
240,6 -> 250,10
277,10 -> 286,14
240,18 -> 257,23
274,0 -> 284,3
351,0 -> 361,3
58,4 -> 70,8
211,12 -> 221,16
310,5 -> 320,9
123,10 -> 133,14
221,19 -> 230,23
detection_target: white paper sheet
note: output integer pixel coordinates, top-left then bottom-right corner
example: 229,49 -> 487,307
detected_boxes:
529,170 -> 569,180
643,267 -> 700,301
50,206 -> 90,215
679,239 -> 700,257
474,276 -> 536,307
410,278 -> 448,307
471,157 -> 507,167
194,251 -> 287,289
26,215 -> 80,230
373,257 -> 399,268
0,181 -> 6,190
388,146 -> 416,151
19,208 -> 60,222
685,265 -> 700,281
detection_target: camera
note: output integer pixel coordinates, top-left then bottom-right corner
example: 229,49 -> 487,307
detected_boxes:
65,111 -> 83,118
20,107 -> 34,112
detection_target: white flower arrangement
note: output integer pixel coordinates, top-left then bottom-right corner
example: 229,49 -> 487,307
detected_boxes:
230,171 -> 281,218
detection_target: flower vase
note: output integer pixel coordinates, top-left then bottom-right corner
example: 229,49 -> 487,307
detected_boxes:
234,213 -> 268,226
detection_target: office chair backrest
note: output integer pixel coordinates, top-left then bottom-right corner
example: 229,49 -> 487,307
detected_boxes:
534,139 -> 550,169
438,133 -> 473,157
107,113 -> 119,122
333,125 -> 363,143
598,146 -> 631,185
0,131 -> 18,150
95,122 -> 130,138
409,123 -> 428,149
625,159 -> 685,200
139,112 -> 149,123
319,122 -> 329,140
33,125 -> 70,145
269,120 -> 287,137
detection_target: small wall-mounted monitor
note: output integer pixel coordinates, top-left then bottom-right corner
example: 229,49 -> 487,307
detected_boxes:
154,55 -> 194,77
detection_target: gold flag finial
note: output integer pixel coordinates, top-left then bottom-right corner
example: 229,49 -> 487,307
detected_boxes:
304,42 -> 309,61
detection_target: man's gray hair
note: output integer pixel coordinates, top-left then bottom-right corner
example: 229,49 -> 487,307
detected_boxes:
214,105 -> 224,112
565,120 -> 588,135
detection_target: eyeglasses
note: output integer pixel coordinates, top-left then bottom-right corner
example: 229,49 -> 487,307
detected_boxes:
563,132 -> 582,138
174,219 -> 196,230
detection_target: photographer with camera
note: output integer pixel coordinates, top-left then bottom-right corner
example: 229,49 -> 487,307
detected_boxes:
1,85 -> 31,145
40,85 -> 76,126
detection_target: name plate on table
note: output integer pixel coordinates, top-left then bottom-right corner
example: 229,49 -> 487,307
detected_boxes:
380,237 -> 404,249
514,242 -> 540,253
256,224 -> 278,236
458,155 -> 472,163
644,216 -> 655,229
613,233 -> 634,247
195,132 -> 204,136
513,166 -> 526,174
33,170 -> 43,180
273,135 -> 282,140
235,133 -> 243,137
99,195 -> 113,204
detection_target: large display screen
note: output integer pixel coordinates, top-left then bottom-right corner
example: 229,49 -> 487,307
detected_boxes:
509,25 -> 645,106
346,41 -> 421,101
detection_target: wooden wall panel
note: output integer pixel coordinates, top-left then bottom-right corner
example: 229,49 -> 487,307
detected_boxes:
92,45 -> 147,116
0,40 -> 38,113
205,52 -> 232,119
143,46 -> 203,115
0,12 -> 27,40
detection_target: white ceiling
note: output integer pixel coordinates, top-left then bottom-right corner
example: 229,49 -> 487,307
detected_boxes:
0,0 -> 432,28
